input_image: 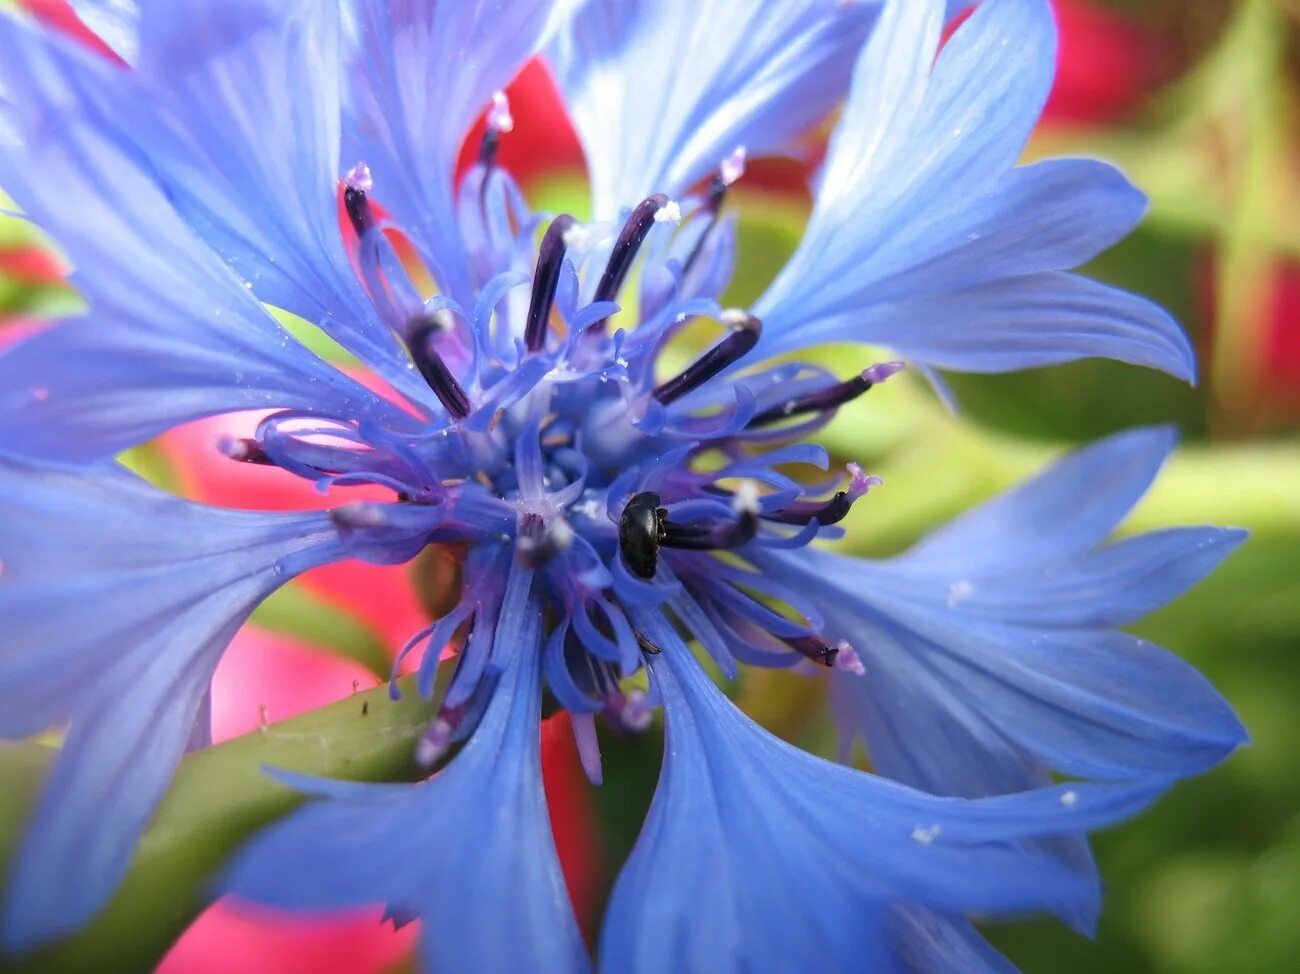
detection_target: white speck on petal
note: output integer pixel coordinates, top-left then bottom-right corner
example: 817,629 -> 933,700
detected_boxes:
911,824 -> 941,844
1061,790 -> 1078,807
947,579 -> 973,608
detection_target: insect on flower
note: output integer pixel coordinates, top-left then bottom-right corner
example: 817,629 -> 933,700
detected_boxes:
0,0 -> 1245,971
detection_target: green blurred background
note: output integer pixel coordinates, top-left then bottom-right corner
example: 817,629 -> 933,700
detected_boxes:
1,0 -> 1298,971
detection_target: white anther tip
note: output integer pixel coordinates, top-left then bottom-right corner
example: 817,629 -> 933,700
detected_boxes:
344,161 -> 373,192
654,200 -> 682,224
834,640 -> 866,677
732,481 -> 762,516
846,463 -> 882,499
720,146 -> 747,186
488,91 -> 514,133
862,361 -> 906,384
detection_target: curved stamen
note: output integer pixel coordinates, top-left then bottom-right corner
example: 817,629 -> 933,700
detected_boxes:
680,147 -> 746,280
525,214 -> 577,352
763,464 -> 881,527
408,313 -> 471,418
763,492 -> 854,526
652,312 -> 761,405
747,361 -> 905,428
587,194 -> 676,334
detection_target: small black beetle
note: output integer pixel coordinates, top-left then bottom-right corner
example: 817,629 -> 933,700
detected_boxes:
619,491 -> 666,579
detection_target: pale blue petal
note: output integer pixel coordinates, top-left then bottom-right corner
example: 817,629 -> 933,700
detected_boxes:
752,0 -> 1188,381
2,5 -> 426,404
762,271 -> 1195,380
342,0 -> 554,303
843,159 -> 1148,307
749,429 -> 1246,796
889,908 -> 1017,974
547,0 -> 877,219
601,610 -> 1163,974
0,459 -> 343,952
759,0 -> 1047,329
221,599 -> 588,974
0,314 -> 394,464
131,0 -> 426,400
0,17 -> 401,463
898,426 -> 1176,575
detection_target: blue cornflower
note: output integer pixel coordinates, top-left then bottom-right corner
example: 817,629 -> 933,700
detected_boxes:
0,0 -> 1243,970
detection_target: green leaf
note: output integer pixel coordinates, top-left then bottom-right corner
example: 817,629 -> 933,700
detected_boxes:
250,580 -> 392,680
0,679 -> 435,974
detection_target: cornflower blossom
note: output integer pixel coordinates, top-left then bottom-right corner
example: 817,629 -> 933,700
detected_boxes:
0,0 -> 1244,970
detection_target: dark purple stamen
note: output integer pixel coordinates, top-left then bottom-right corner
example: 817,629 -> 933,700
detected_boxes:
586,194 -> 671,333
217,436 -> 273,466
525,214 -> 576,352
408,313 -> 471,419
763,492 -> 854,527
784,634 -> 866,675
478,128 -> 500,170
748,362 -> 904,428
661,507 -> 758,551
652,313 -> 761,405
785,634 -> 840,667
343,185 -> 376,238
678,176 -> 729,281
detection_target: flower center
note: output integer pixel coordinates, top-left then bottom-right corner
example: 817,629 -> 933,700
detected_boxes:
221,142 -> 900,770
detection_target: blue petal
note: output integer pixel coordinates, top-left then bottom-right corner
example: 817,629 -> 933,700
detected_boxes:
546,0 -> 877,219
0,19 -> 403,463
602,609 -> 1163,974
132,0 -> 430,402
948,527 -> 1249,629
1,5 -> 429,407
0,315 -> 396,464
342,0 -> 554,303
753,0 -> 1189,381
898,426 -> 1177,575
749,430 -> 1247,790
0,459 -> 343,952
221,597 -> 589,974
769,271 -> 1195,380
889,907 -> 1017,974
